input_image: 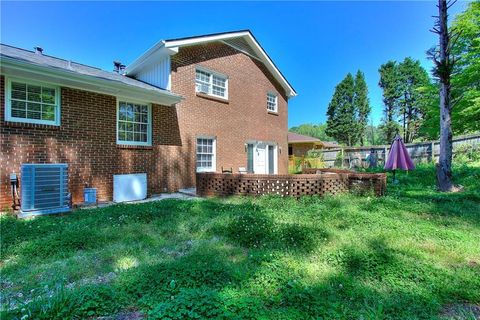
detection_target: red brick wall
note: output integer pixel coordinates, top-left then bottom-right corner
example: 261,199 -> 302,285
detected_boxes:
171,42 -> 289,188
0,41 -> 290,210
0,75 -> 183,210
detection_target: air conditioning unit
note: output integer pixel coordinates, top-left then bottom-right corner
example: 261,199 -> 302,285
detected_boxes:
196,83 -> 210,94
21,164 -> 70,216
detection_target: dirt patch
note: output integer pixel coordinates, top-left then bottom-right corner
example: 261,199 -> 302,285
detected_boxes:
440,303 -> 480,319
97,311 -> 144,320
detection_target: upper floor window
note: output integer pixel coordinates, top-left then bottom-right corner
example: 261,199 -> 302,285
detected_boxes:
117,101 -> 152,146
195,68 -> 228,99
267,93 -> 278,113
5,77 -> 60,125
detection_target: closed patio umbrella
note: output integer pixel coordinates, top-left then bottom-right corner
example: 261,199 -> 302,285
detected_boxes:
384,134 -> 415,183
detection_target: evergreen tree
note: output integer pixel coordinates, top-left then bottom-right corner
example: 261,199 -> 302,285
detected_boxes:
397,57 -> 431,143
353,70 -> 371,145
378,61 -> 401,143
326,73 -> 359,146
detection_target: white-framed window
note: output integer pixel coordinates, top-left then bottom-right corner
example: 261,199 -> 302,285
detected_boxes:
5,77 -> 60,125
117,100 -> 152,146
196,137 -> 216,172
195,68 -> 228,99
267,92 -> 278,113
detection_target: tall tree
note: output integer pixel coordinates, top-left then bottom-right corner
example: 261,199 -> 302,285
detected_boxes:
378,61 -> 401,143
422,2 -> 480,138
428,0 -> 458,191
353,70 -> 371,145
450,1 -> 480,133
326,73 -> 359,146
397,57 -> 431,143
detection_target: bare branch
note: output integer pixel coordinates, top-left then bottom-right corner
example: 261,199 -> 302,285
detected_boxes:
430,28 -> 441,34
447,0 -> 457,10
451,93 -> 464,109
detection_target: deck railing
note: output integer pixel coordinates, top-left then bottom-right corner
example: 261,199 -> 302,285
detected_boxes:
196,170 -> 386,198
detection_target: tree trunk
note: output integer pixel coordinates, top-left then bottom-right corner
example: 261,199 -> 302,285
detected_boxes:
436,0 -> 454,192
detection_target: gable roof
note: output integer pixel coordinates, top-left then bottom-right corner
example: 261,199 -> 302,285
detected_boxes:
0,44 -> 182,106
288,132 -> 339,148
288,132 -> 321,144
125,30 -> 297,98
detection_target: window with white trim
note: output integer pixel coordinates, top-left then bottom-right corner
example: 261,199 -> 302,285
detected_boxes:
195,69 -> 228,99
117,101 -> 151,146
267,93 -> 278,113
5,78 -> 60,125
196,137 -> 216,172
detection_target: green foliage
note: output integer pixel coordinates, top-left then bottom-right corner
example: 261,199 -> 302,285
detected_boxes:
453,143 -> 480,163
397,57 -> 431,143
450,2 -> 480,134
2,162 -> 480,319
378,58 -> 431,143
354,70 -> 371,145
379,60 -> 401,142
326,72 -> 370,146
289,123 -> 335,142
365,123 -> 389,145
421,2 -> 480,138
148,287 -> 224,320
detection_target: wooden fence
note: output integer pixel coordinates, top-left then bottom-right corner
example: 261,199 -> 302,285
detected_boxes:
196,170 -> 386,198
318,133 -> 480,168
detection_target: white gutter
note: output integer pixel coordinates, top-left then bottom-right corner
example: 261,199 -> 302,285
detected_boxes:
1,56 -> 183,106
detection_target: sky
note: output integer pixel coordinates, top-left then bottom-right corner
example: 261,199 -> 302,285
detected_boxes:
0,1 -> 469,128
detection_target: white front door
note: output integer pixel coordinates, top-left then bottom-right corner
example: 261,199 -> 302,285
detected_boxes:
254,143 -> 267,174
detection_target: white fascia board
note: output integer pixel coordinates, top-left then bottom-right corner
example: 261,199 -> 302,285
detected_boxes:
1,57 -> 182,106
164,31 -> 251,48
125,42 -> 178,75
165,32 -> 297,98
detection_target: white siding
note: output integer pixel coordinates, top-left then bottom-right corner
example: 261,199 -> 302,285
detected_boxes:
135,56 -> 171,90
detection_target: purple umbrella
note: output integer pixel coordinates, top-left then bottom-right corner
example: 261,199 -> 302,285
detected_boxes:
384,134 -> 415,182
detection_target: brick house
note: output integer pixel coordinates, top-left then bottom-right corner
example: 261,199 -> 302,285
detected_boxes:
0,30 -> 296,214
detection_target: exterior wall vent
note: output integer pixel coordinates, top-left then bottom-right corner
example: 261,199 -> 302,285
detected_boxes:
21,164 -> 70,216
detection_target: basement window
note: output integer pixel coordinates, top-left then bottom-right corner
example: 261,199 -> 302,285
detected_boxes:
195,68 -> 228,99
117,101 -> 152,146
5,77 -> 60,125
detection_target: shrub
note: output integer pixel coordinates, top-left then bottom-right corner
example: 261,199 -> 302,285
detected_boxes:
454,143 -> 480,163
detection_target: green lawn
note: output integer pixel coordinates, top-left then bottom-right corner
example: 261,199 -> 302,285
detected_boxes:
1,162 -> 479,319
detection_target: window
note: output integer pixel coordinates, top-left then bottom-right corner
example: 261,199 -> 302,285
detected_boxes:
196,137 -> 216,172
117,101 -> 151,146
195,68 -> 228,99
267,93 -> 278,113
5,78 -> 60,125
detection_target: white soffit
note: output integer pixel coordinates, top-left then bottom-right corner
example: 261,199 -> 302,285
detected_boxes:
126,31 -> 297,97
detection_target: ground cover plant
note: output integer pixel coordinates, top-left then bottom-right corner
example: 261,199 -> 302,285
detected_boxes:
1,162 -> 479,319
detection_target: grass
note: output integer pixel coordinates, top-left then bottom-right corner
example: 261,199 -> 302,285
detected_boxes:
1,162 -> 479,319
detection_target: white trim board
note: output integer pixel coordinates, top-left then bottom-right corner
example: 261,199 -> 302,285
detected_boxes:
125,31 -> 297,98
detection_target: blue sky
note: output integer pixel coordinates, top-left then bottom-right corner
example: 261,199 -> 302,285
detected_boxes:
0,1 -> 468,128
